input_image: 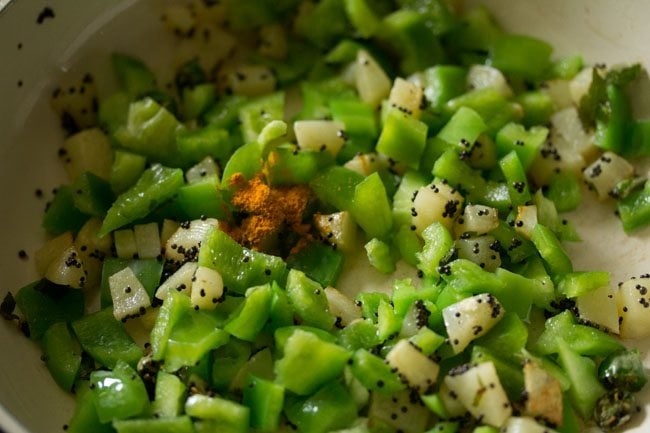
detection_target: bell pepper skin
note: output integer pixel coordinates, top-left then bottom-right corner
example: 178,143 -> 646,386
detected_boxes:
489,34 -> 553,80
310,166 -> 365,212
72,308 -> 143,369
14,279 -> 85,340
286,269 -> 336,331
243,375 -> 285,431
351,172 -> 393,239
113,416 -> 194,433
185,394 -> 250,433
499,151 -> 531,207
90,360 -> 149,423
275,329 -> 350,395
42,322 -> 82,391
224,284 -> 273,342
66,381 -> 114,433
71,172 -> 116,217
111,53 -> 157,98
284,381 -> 357,433
151,371 -> 186,418
286,242 -> 344,287
530,224 -> 573,276
100,164 -> 184,236
350,349 -> 406,394
42,186 -> 89,235
376,110 -> 428,170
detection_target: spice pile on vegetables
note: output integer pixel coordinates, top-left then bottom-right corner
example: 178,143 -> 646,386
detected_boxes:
3,1 -> 650,432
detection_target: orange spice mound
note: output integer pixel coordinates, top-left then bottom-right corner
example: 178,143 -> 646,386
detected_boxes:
228,173 -> 313,252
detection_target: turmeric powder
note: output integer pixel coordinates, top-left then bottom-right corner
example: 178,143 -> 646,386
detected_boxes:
228,173 -> 313,253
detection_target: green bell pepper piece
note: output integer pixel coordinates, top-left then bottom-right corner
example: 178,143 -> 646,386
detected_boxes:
365,238 -> 396,274
274,326 -> 337,354
286,269 -> 336,330
287,241 -> 344,287
211,339 -> 252,392
489,221 -> 536,264
499,151 -> 531,207
99,91 -> 130,134
111,53 -> 157,98
594,84 -> 632,154
474,312 -> 527,360
110,150 -> 147,194
90,359 -> 149,423
376,110 -> 428,170
113,416 -> 194,433
310,166 -> 365,212
72,308 -> 143,368
203,95 -> 248,129
445,88 -> 519,136
380,9 -> 445,75
267,281 -> 295,331
351,172 -> 393,239
557,271 -> 610,298
377,299 -> 401,342
409,327 -> 445,355
534,311 -> 624,357
423,65 -> 467,112
165,309 -> 229,372
100,164 -> 184,235
428,422 -> 459,433
489,34 -> 553,80
66,381 -> 114,433
432,150 -> 487,200
557,339 -> 606,419
496,123 -> 548,171
265,145 -> 334,186
71,172 -> 115,217
552,55 -> 584,80
151,371 -> 186,418
198,227 -> 287,295
185,394 -> 250,433
294,0 -> 350,48
437,106 -> 486,152
182,83 -> 216,121
394,225 -> 423,267
221,141 -> 263,184
416,222 -> 454,278
447,5 -> 501,62
113,98 -> 185,167
516,91 -> 554,128
243,375 -> 285,431
344,0 -> 381,37
546,171 -> 582,212
392,170 -> 428,227
42,322 -> 82,391
337,318 -> 381,351
239,92 -> 285,144
275,329 -> 350,395
350,349 -> 406,394
530,223 -> 573,276
617,180 -> 650,232
330,98 -> 378,140
225,284 -> 273,342
285,381 -> 358,433
471,345 -> 524,402
164,179 -> 230,221
176,124 -> 235,167
14,279 -> 85,340
42,185 -> 89,235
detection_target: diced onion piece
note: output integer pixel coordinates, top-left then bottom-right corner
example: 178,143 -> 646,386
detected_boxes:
523,361 -> 564,426
343,152 -> 387,176
455,236 -> 501,272
412,182 -> 464,234
455,204 -> 499,237
583,152 -> 634,200
134,223 -> 161,259
313,211 -> 358,252
444,362 -> 512,427
443,293 -> 505,354
569,67 -> 596,106
617,277 -> 650,339
35,231 -> 74,276
542,79 -> 573,110
191,266 -> 224,310
45,245 -> 86,289
165,218 -> 219,264
356,50 -> 391,108
114,228 -> 138,259
439,382 -> 468,417
388,77 -> 423,119
576,285 -> 619,334
109,267 -> 152,321
186,156 -> 220,184
161,4 -> 195,36
550,107 -> 595,160
385,340 -> 440,393
514,205 -> 538,239
258,24 -> 288,60
324,287 -> 362,327
502,417 -> 559,433
155,262 -> 198,300
75,218 -> 113,288
369,390 -> 430,433
294,120 -> 347,157
223,65 -> 276,97
160,219 -> 180,246
61,128 -> 113,181
529,140 -> 585,186
467,65 -> 512,97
